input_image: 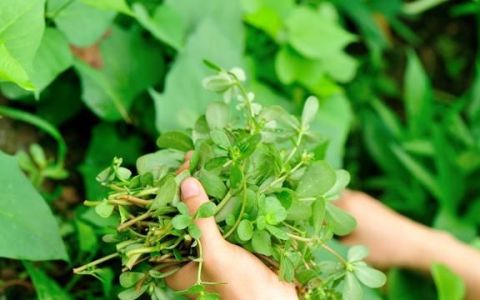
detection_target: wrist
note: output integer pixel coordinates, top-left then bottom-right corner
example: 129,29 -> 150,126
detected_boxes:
403,225 -> 453,271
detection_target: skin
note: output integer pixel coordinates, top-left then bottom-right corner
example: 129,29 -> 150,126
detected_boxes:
336,190 -> 480,300
168,154 -> 480,299
165,176 -> 298,300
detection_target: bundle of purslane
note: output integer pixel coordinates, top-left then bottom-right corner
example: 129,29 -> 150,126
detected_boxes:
74,62 -> 386,300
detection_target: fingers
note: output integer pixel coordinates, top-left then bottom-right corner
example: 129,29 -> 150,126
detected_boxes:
180,177 -> 225,251
165,177 -> 226,291
164,262 -> 198,291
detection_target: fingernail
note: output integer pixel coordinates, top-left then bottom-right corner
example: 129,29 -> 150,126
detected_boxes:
181,177 -> 200,199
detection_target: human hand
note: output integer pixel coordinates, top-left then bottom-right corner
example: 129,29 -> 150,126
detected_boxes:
335,190 -> 435,270
165,176 -> 298,300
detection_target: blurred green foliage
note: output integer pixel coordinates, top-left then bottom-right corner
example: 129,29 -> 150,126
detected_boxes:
0,0 -> 479,299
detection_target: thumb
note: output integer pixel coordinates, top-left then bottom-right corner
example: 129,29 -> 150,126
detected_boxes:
180,177 -> 224,250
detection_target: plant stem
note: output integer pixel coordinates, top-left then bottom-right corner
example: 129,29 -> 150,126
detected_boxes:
287,233 -> 348,265
223,182 -> 247,238
0,105 -> 67,166
214,189 -> 233,215
196,240 -> 204,284
284,129 -> 304,166
73,253 -> 119,273
117,195 -> 151,206
135,187 -> 159,197
283,222 -> 305,235
117,211 -> 152,231
320,243 -> 348,266
235,82 -> 258,132
260,161 -> 303,193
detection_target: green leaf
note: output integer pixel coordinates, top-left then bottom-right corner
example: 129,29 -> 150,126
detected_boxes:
432,263 -> 465,300
237,219 -> 254,241
0,0 -> 45,90
301,96 -> 319,127
343,272 -> 363,300
251,229 -> 273,256
198,292 -> 220,300
210,129 -> 231,149
279,252 -> 296,282
311,197 -> 326,234
404,50 -> 432,135
310,94 -> 353,168
153,13 -> 244,131
197,169 -> 227,199
118,285 -> 148,300
30,143 -> 47,168
324,169 -> 350,200
119,272 -> 144,288
263,196 -> 287,225
75,220 -> 98,254
230,163 -> 243,189
297,161 -> 336,198
0,43 -> 33,90
24,261 -> 73,300
176,202 -> 189,215
266,224 -> 289,240
95,200 -> 114,218
243,4 -> 286,40
215,196 -> 241,222
326,202 -> 357,236
136,149 -> 183,177
171,215 -> 192,230
196,202 -> 217,218
391,144 -> 441,200
0,151 -> 68,261
206,102 -> 230,129
75,26 -> 163,121
80,0 -> 133,15
348,245 -> 369,262
285,7 -> 355,60
286,201 -> 312,221
133,3 -> 186,50
354,264 -> 387,288
152,176 -> 178,209
51,0 -> 115,47
179,284 -> 205,296
31,28 -> 73,96
157,131 -> 194,152
188,223 -> 202,239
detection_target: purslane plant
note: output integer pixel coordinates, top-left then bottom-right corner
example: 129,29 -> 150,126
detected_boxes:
74,62 -> 386,300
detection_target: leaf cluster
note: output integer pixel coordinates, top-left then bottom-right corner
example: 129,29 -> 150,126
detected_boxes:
75,66 -> 385,299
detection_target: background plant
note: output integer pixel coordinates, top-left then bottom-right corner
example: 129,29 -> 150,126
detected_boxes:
0,0 -> 478,299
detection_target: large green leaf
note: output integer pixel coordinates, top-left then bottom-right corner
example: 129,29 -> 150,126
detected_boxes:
0,151 -> 68,261
404,50 -> 432,136
31,28 -> 73,97
165,0 -> 244,50
50,0 -> 115,47
243,0 -> 294,40
0,0 -> 45,90
153,16 -> 243,131
133,3 -> 186,50
391,144 -> 441,200
75,26 -> 164,121
24,261 -> 73,300
285,6 -> 355,60
81,0 -> 133,15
